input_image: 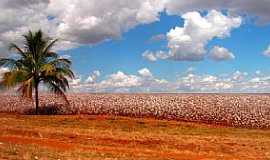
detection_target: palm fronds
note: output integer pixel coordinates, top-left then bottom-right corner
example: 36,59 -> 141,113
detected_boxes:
0,29 -> 74,114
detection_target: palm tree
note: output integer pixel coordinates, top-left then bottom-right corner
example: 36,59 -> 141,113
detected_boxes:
0,30 -> 74,114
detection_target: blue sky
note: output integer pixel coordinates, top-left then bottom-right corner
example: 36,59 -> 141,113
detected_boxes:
1,0 -> 270,92
63,13 -> 182,80
61,11 -> 270,81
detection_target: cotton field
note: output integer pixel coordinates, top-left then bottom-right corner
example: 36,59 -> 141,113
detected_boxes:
0,93 -> 270,128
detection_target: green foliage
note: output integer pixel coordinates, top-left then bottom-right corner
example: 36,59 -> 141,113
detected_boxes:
0,29 -> 74,105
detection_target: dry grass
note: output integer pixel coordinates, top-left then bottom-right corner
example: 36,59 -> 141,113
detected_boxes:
0,113 -> 270,160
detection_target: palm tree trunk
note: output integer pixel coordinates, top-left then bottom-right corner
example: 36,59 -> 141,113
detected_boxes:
35,83 -> 39,115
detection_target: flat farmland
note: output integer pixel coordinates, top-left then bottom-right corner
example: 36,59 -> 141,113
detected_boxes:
0,93 -> 270,128
0,94 -> 270,159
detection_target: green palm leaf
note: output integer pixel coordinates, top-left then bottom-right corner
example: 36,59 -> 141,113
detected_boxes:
0,29 -> 74,114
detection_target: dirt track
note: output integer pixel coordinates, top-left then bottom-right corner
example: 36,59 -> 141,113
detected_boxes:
0,114 -> 270,160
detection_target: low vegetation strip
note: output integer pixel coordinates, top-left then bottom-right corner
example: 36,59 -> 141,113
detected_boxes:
0,93 -> 270,128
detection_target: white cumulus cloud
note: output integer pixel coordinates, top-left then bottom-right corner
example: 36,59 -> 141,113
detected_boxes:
0,0 -> 167,56
209,46 -> 235,61
142,50 -> 169,62
138,68 -> 153,78
1,0 -> 270,58
85,70 -> 101,83
165,0 -> 270,24
143,10 -> 241,61
69,68 -> 270,93
167,10 -> 241,61
71,68 -> 168,92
